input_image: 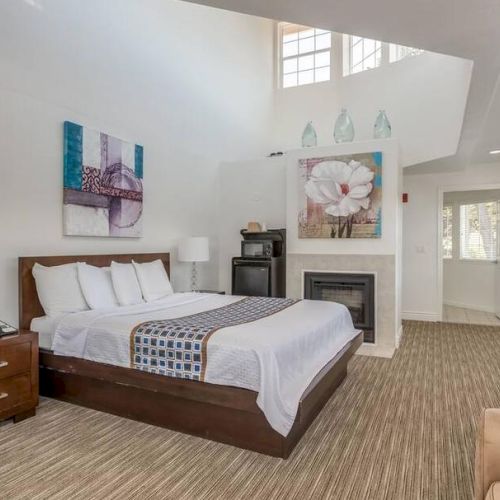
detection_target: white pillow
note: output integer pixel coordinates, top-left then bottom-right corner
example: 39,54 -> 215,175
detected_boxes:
32,262 -> 89,317
77,263 -> 119,310
132,259 -> 173,302
110,262 -> 144,306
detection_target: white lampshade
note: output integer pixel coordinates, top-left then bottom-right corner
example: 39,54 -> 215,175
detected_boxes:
178,237 -> 210,262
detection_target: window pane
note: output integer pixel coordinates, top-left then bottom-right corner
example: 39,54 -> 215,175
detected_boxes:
348,36 -> 382,75
283,41 -> 298,58
315,51 -> 330,68
389,44 -> 398,62
283,73 -> 298,88
283,57 -> 298,74
460,202 -> 497,260
299,28 -> 315,39
279,23 -> 331,88
390,43 -> 424,62
364,53 -> 376,70
283,31 -> 298,43
298,54 -> 314,71
299,37 -> 315,54
298,69 -> 314,85
351,63 -> 362,75
352,42 -> 363,67
315,33 -> 331,50
315,66 -> 330,82
364,39 -> 375,54
442,205 -> 453,259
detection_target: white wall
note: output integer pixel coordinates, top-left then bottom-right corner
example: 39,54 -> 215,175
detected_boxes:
442,189 -> 500,313
217,158 -> 287,292
0,0 -> 274,326
273,38 -> 472,168
402,165 -> 500,320
443,260 -> 496,312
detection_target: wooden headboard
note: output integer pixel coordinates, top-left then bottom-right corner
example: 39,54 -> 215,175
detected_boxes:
18,253 -> 170,330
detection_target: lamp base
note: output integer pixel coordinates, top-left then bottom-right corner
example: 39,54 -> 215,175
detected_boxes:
191,262 -> 198,292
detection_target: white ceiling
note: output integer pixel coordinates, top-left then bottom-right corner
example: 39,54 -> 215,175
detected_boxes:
183,0 -> 500,172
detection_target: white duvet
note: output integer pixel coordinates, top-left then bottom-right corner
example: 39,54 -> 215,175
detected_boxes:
51,292 -> 360,436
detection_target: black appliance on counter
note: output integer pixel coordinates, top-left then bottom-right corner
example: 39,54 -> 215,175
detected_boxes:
232,229 -> 286,298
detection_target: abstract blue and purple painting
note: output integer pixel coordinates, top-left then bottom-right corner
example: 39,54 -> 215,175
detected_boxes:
63,121 -> 143,237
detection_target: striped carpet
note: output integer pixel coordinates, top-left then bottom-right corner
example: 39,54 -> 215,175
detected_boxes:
1,320 -> 500,499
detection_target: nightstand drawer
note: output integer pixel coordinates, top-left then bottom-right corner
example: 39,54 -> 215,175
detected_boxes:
0,342 -> 31,379
0,374 -> 31,412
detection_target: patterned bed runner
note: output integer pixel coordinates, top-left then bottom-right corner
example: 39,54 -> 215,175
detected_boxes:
131,296 -> 298,381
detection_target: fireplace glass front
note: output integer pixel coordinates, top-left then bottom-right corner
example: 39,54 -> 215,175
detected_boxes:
304,272 -> 375,343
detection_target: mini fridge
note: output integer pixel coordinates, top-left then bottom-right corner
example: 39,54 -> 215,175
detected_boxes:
231,229 -> 286,298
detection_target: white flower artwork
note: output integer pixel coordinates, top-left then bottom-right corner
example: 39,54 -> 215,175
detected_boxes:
298,152 -> 382,238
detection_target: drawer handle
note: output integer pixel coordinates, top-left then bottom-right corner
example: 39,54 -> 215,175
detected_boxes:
0,361 -> 8,368
0,393 -> 8,400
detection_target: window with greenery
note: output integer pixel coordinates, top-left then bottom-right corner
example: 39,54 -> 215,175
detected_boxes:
347,36 -> 382,75
459,202 -> 498,261
389,44 -> 424,63
279,23 -> 331,88
442,205 -> 453,259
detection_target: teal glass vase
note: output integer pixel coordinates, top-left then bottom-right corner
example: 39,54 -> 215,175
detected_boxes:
374,110 -> 392,138
301,121 -> 317,147
333,108 -> 355,143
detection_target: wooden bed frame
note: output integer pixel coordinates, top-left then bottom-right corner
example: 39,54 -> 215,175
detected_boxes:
19,252 -> 362,459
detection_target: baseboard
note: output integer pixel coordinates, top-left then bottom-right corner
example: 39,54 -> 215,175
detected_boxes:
356,343 -> 395,359
443,300 -> 494,314
402,311 -> 440,322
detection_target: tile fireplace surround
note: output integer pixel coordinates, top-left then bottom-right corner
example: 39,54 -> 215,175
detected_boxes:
287,253 -> 400,358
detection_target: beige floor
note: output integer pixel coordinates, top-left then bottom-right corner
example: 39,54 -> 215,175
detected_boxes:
443,304 -> 500,325
3,321 -> 500,499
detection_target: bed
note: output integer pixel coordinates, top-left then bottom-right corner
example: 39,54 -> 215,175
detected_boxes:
19,252 -> 363,458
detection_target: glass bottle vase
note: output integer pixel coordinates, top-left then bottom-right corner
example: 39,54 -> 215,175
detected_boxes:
374,110 -> 392,138
333,108 -> 355,143
301,121 -> 317,147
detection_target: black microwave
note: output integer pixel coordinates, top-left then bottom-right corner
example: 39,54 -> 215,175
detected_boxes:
241,240 -> 273,258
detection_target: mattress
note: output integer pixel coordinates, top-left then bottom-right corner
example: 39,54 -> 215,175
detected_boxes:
49,293 -> 360,436
30,315 -> 67,350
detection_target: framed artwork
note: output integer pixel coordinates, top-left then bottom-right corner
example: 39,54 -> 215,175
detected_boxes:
63,121 -> 143,237
298,151 -> 382,238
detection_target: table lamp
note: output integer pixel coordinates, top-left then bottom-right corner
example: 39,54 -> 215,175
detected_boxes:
178,236 -> 209,291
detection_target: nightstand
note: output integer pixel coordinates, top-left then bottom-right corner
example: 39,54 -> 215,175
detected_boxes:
197,290 -> 226,295
0,330 -> 38,423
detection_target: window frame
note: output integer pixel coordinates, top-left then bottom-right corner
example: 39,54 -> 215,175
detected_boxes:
389,44 -> 424,63
276,22 -> 425,88
442,204 -> 453,260
277,22 -> 333,89
458,201 -> 498,263
346,35 -> 382,75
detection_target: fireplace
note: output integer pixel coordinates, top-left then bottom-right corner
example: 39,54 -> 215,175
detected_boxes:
304,272 -> 375,343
